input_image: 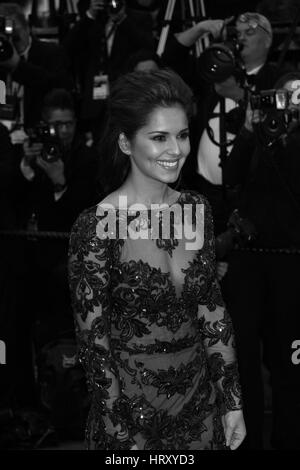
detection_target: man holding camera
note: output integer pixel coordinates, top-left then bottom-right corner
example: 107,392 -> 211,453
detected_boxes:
63,0 -> 155,141
222,72 -> 300,449
163,12 -> 285,236
5,89 -> 100,421
15,87 -> 99,248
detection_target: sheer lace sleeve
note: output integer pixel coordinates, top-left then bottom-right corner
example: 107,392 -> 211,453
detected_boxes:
68,209 -> 136,449
197,197 -> 243,414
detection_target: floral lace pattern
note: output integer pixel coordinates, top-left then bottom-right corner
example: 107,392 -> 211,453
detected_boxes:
68,190 -> 242,450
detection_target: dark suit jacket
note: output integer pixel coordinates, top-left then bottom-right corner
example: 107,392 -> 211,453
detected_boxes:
12,136 -> 99,232
0,123 -> 17,230
10,135 -> 100,267
223,126 -> 300,248
0,123 -> 14,193
62,13 -> 155,121
0,38 -> 73,128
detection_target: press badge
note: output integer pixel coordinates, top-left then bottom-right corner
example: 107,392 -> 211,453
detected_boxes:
93,74 -> 109,100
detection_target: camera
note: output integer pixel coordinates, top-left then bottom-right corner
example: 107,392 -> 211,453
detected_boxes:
28,123 -> 62,163
107,0 -> 124,14
250,89 -> 299,141
0,16 -> 14,61
96,0 -> 125,17
250,89 -> 290,112
198,25 -> 245,84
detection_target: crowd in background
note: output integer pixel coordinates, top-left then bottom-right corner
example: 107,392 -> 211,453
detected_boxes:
0,0 -> 300,450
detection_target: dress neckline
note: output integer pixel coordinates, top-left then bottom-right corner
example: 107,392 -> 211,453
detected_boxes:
114,191 -> 184,213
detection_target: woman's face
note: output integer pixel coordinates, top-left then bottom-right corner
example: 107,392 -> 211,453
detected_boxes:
123,105 -> 190,185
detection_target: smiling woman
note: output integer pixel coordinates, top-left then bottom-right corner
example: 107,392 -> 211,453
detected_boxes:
68,69 -> 246,450
97,69 -> 194,198
118,105 -> 190,190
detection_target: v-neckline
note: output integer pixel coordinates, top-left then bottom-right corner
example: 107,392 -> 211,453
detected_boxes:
115,252 -> 199,304
110,190 -> 201,302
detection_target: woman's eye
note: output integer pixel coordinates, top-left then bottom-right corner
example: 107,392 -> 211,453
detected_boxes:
152,135 -> 166,142
179,132 -> 189,140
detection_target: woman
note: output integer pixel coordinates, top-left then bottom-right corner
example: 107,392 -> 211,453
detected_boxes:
68,69 -> 246,450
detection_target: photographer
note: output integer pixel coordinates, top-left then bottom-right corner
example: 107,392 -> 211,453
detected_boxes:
63,0 -> 156,140
162,12 -> 286,236
0,3 -> 72,129
0,123 -> 20,421
16,89 -> 99,234
222,72 -> 300,449
6,89 -> 100,420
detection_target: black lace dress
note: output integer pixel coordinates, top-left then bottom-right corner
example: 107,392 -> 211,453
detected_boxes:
68,190 -> 242,450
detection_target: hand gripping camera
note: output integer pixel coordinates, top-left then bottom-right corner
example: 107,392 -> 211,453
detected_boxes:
250,89 -> 299,142
198,25 -> 245,85
28,123 -> 62,163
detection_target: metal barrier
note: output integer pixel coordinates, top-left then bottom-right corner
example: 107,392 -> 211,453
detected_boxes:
0,230 -> 300,255
234,246 -> 300,255
0,230 -> 69,240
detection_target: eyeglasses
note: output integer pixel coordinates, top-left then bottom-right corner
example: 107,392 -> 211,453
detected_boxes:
237,14 -> 271,36
50,120 -> 76,130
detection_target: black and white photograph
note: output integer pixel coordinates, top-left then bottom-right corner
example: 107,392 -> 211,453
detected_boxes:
0,0 -> 299,455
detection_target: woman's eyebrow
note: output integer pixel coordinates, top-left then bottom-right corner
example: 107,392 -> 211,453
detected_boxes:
147,127 -> 189,135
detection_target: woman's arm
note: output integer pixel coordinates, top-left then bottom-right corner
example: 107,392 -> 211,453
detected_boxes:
68,209 -> 136,449
197,197 -> 246,449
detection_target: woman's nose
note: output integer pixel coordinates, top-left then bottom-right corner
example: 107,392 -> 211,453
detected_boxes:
167,137 -> 180,155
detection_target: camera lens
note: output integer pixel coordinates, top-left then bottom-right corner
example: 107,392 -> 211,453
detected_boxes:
262,111 -> 286,138
108,0 -> 124,14
198,43 -> 237,82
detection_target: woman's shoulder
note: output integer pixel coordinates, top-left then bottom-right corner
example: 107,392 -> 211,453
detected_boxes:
179,189 -> 210,207
98,192 -> 119,207
70,204 -> 100,240
96,191 -> 129,211
72,193 -> 121,227
179,190 -> 213,231
69,202 -> 117,256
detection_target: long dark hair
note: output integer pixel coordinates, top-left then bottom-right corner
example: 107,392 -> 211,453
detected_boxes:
98,69 -> 194,196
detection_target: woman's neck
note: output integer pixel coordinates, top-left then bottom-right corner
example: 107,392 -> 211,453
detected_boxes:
119,178 -> 178,207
